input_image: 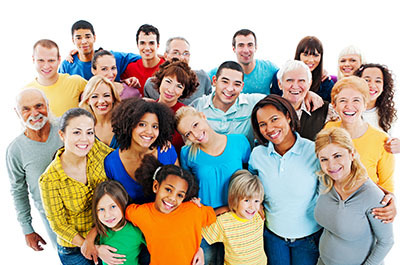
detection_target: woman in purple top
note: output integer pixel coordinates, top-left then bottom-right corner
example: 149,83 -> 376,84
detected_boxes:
92,49 -> 141,99
104,97 -> 178,203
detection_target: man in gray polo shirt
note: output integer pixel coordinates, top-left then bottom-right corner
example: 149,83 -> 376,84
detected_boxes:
143,36 -> 212,104
6,88 -> 63,250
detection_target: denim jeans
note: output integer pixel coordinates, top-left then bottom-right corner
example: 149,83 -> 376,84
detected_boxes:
57,244 -> 95,265
200,239 -> 224,265
264,227 -> 322,265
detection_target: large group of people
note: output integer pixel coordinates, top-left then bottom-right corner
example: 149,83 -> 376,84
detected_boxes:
6,19 -> 398,265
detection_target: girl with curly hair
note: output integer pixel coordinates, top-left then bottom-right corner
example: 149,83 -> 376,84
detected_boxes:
355,63 -> 399,153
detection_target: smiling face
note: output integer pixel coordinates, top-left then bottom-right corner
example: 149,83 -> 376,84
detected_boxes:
165,39 -> 190,64
360,67 -> 384,107
158,75 -> 185,106
137,32 -> 159,60
300,49 -> 321,72
97,194 -> 123,230
131,112 -> 159,149
318,143 -> 354,184
73,28 -> 96,56
87,83 -> 114,116
17,90 -> 49,131
279,67 -> 311,110
212,68 -> 244,111
339,54 -> 361,77
92,55 -> 118,82
256,105 -> 296,154
153,174 -> 188,214
235,196 -> 261,220
233,34 -> 256,66
177,112 -> 210,145
59,115 -> 95,157
333,88 -> 366,125
33,45 -> 60,82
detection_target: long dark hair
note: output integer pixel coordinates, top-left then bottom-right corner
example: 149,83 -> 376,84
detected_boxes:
355,63 -> 397,132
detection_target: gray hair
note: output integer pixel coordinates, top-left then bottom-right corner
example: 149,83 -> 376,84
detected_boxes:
277,60 -> 312,84
165,37 -> 190,53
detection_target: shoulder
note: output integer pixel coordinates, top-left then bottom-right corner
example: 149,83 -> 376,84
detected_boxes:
39,155 -> 62,183
239,93 -> 265,104
90,140 -> 114,161
190,94 -> 211,109
59,73 -> 87,84
359,179 -> 385,208
256,59 -> 278,70
228,134 -> 249,145
324,120 -> 341,129
365,124 -> 389,141
158,145 -> 178,165
6,134 -> 26,156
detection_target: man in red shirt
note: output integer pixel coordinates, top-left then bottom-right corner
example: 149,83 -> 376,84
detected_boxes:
121,24 -> 165,95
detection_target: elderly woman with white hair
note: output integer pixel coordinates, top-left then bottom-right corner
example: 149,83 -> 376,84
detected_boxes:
277,60 -> 338,140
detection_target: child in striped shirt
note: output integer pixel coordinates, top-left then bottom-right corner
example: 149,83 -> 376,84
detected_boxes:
202,170 -> 267,265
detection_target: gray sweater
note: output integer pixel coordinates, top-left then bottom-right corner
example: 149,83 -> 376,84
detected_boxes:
6,123 -> 63,234
314,179 -> 393,265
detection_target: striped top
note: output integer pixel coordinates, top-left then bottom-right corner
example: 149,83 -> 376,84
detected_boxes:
202,212 -> 267,265
39,140 -> 112,247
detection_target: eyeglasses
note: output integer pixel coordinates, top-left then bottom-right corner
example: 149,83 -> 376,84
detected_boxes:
170,51 -> 190,57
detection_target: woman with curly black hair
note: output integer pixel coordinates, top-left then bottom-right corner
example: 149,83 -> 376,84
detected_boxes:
104,97 -> 178,204
152,59 -> 199,153
355,63 -> 399,153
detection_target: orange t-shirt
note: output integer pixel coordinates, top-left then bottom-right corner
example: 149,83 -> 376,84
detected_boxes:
126,202 -> 216,265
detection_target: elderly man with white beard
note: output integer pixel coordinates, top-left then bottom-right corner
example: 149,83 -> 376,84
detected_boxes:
6,88 -> 63,251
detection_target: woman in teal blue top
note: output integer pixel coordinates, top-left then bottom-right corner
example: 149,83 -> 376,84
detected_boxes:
79,75 -> 121,149
249,94 -> 321,265
176,105 -> 250,265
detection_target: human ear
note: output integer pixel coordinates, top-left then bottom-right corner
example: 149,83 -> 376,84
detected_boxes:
152,180 -> 159,194
58,130 -> 65,142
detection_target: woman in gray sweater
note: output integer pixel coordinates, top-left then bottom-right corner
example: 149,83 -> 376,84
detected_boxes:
314,127 -> 393,265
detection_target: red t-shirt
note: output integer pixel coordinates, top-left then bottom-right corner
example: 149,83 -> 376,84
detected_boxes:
122,58 -> 165,95
126,202 -> 216,265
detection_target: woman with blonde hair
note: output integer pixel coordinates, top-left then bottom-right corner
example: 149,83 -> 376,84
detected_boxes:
176,105 -> 250,264
79,75 -> 121,148
337,45 -> 365,80
314,127 -> 393,265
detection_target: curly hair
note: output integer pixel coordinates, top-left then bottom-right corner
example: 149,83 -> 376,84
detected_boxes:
111,97 -> 175,151
151,59 -> 199,100
135,154 -> 199,201
355,63 -> 397,132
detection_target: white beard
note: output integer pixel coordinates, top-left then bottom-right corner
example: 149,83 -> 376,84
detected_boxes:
24,114 -> 49,131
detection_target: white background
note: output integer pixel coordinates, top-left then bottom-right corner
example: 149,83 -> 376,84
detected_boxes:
1,0 -> 398,264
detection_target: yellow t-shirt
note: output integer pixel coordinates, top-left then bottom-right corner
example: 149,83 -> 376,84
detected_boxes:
25,73 -> 86,117
324,121 -> 395,192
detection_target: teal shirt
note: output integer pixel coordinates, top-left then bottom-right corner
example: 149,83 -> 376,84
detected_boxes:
208,59 -> 278,94
190,92 -> 264,146
99,222 -> 145,265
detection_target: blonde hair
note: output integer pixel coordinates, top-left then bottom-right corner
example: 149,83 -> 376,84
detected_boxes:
175,106 -> 204,160
228,170 -> 264,212
337,45 -> 366,80
330,76 -> 370,106
79,75 -> 121,118
315,127 -> 368,194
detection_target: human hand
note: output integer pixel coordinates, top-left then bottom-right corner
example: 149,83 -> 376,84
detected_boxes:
384,137 -> 400,154
122,77 -> 140,88
321,69 -> 330,82
81,237 -> 98,263
214,206 -> 229,216
97,245 -> 126,265
25,232 -> 46,251
304,91 -> 323,112
66,49 -> 78,63
372,193 -> 396,223
191,197 -> 201,207
192,247 -> 204,265
160,141 -> 172,153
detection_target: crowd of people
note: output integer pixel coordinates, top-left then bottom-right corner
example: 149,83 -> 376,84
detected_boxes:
6,19 -> 398,265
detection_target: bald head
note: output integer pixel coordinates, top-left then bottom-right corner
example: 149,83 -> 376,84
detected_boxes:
16,88 -> 50,130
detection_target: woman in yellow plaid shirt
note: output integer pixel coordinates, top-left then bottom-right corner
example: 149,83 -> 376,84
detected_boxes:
39,108 -> 113,265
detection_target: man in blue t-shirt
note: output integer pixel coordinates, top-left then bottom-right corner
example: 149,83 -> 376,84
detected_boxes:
59,20 -> 141,82
208,29 -> 278,95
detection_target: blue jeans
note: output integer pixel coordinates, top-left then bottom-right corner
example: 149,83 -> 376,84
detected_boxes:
200,239 -> 224,265
264,227 -> 322,265
57,244 -> 95,265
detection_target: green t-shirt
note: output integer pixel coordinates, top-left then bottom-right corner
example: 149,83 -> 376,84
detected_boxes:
99,222 -> 145,265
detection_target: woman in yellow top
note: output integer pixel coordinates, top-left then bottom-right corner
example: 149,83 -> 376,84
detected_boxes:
325,76 -> 395,193
39,108 -> 113,265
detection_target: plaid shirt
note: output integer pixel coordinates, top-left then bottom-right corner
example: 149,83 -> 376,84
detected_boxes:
39,140 -> 112,247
